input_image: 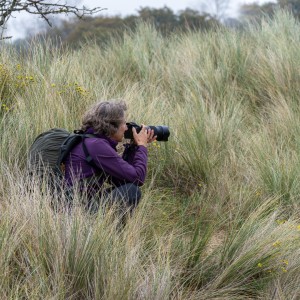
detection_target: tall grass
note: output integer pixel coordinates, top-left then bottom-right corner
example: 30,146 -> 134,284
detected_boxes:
0,10 -> 300,299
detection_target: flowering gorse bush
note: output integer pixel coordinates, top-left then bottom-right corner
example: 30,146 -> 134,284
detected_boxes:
0,63 -> 12,113
50,82 -> 89,97
0,63 -> 36,115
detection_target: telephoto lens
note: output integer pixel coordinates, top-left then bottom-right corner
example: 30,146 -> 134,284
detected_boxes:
146,125 -> 170,141
124,122 -> 170,141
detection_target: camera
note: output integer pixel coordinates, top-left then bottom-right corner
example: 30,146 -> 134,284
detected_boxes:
124,122 -> 170,141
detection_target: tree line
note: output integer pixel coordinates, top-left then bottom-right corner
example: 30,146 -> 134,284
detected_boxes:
240,0 -> 300,22
10,0 -> 300,48
21,7 -> 221,48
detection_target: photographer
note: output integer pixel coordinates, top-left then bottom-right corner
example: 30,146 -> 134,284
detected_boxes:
64,100 -> 156,212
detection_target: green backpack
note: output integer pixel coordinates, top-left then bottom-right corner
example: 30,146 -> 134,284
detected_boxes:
28,128 -> 98,183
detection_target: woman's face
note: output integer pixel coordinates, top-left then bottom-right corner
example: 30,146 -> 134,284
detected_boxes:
111,119 -> 128,142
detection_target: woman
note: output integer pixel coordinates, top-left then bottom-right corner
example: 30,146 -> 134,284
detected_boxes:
64,100 -> 155,212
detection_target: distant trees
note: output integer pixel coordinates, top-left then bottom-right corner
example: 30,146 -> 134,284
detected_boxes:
31,14 -> 138,48
0,0 -> 103,40
240,0 -> 300,21
137,6 -> 178,33
178,8 -> 217,30
278,0 -> 300,18
32,6 -> 220,49
39,15 -> 136,48
137,6 -> 219,33
240,2 -> 277,21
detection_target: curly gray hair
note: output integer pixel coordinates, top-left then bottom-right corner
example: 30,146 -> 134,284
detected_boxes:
81,100 -> 127,136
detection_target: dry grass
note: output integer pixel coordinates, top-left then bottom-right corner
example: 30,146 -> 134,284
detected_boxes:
0,10 -> 300,299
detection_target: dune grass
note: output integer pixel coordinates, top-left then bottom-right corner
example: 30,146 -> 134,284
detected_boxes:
0,10 -> 300,299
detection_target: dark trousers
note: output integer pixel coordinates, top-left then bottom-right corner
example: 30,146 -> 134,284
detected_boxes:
88,183 -> 142,214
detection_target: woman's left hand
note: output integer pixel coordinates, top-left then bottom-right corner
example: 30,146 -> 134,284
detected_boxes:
147,128 -> 156,144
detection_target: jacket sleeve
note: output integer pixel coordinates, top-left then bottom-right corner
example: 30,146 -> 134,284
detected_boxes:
89,139 -> 148,186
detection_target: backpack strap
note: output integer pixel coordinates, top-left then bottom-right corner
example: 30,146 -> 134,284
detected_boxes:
81,134 -> 100,170
57,131 -> 100,173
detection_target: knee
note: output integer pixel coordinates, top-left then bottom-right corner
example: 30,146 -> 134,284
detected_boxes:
112,184 -> 142,208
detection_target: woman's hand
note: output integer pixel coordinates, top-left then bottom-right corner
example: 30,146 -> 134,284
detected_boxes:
133,124 -> 156,147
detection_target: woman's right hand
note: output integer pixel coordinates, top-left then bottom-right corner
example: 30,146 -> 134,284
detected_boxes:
132,125 -> 155,147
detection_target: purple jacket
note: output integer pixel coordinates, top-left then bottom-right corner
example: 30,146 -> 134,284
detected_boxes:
64,128 -> 148,194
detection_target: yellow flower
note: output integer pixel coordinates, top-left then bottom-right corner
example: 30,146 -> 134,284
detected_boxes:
1,104 -> 9,111
297,225 -> 300,231
281,267 -> 287,273
51,83 -> 56,87
272,240 -> 281,247
257,263 -> 263,268
282,260 -> 288,265
276,219 -> 287,225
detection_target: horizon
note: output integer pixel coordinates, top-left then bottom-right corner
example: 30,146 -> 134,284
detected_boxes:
4,0 -> 265,40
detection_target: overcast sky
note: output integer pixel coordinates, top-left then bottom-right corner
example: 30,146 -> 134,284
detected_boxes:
5,0 -> 264,40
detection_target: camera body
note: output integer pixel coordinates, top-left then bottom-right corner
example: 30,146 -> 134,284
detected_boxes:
124,122 -> 170,141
